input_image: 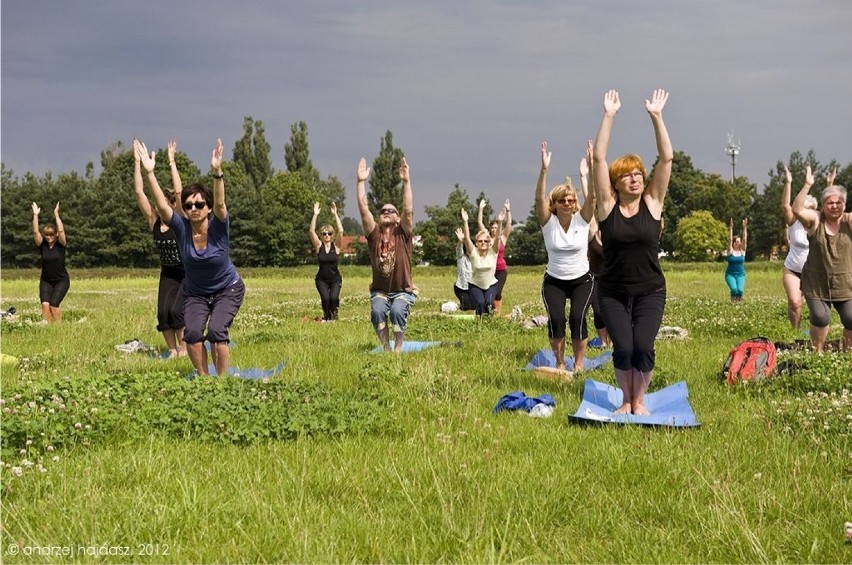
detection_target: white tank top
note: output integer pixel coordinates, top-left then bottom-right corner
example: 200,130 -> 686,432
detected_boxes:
784,221 -> 809,273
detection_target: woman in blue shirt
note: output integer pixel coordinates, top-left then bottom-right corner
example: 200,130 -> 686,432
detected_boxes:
135,138 -> 244,376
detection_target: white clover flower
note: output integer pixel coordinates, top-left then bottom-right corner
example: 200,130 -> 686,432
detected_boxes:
11,466 -> 23,477
52,456 -> 59,462
74,422 -> 82,430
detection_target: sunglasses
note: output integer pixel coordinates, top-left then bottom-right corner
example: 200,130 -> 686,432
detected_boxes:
556,198 -> 576,204
380,208 -> 398,215
476,239 -> 490,244
321,231 -> 333,236
183,201 -> 207,211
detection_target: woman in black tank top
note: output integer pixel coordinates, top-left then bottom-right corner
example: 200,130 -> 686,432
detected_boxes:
133,139 -> 186,358
591,89 -> 673,417
309,201 -> 344,321
32,201 -> 70,323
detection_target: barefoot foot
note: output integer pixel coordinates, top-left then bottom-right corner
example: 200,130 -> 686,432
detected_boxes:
632,403 -> 650,416
613,403 -> 632,415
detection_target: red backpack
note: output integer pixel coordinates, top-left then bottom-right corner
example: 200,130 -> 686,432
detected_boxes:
721,337 -> 777,384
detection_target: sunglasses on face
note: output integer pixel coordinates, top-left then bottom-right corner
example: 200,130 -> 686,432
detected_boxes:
556,198 -> 576,204
321,231 -> 333,236
476,239 -> 490,244
183,201 -> 207,211
380,208 -> 398,215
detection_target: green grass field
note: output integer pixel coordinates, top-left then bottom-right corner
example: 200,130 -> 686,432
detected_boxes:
1,263 -> 850,563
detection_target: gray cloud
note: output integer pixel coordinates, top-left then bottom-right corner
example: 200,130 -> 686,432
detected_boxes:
3,0 -> 851,218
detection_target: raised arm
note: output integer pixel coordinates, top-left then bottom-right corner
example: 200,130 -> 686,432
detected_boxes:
399,157 -> 414,234
535,141 -> 552,226
780,166 -> 795,226
460,208 -> 474,255
827,166 -> 838,187
210,138 -> 227,221
742,218 -> 748,252
167,138 -> 184,216
133,144 -> 156,228
643,89 -> 672,216
135,139 -> 173,224
593,90 -> 620,221
53,202 -> 66,246
309,202 -> 322,250
331,201 -> 344,249
502,199 -> 513,240
476,198 -> 488,233
792,165 -> 819,231
31,202 -> 43,246
579,140 -> 596,224
492,210 -> 504,254
356,158 -> 375,234
454,227 -> 465,259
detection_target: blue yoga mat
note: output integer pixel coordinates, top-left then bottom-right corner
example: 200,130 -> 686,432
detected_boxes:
524,349 -> 612,371
186,361 -> 285,380
569,379 -> 700,427
371,340 -> 447,353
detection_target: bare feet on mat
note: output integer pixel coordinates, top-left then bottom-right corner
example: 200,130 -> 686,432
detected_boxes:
632,403 -> 650,416
614,403 -> 631,415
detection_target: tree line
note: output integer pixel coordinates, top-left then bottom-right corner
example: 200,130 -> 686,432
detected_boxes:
2,118 -> 849,268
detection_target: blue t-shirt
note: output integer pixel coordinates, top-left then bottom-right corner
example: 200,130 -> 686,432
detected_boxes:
168,213 -> 239,296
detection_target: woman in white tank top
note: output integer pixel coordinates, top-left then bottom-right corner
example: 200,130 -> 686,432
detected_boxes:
781,165 -> 821,328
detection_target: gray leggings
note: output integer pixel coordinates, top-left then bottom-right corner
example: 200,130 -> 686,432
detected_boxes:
805,297 -> 852,329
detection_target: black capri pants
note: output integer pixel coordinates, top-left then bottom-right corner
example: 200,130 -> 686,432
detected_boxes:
541,272 -> 594,341
157,267 -> 185,331
315,277 -> 342,321
598,286 -> 666,372
39,277 -> 70,308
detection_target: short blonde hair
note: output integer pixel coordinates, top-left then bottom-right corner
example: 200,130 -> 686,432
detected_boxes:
548,181 -> 579,215
474,229 -> 491,244
320,224 -> 334,235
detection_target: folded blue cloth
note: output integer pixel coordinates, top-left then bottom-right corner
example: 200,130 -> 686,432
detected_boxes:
494,390 -> 557,413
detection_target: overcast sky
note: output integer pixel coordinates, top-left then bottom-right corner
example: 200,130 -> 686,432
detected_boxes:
3,0 -> 851,219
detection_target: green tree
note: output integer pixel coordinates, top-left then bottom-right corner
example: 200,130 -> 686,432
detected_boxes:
232,116 -> 273,189
416,184 -> 475,266
217,162 -> 262,267
661,151 -> 705,253
257,171 -> 316,266
284,121 -> 346,211
367,130 -> 405,215
507,205 -> 546,265
673,210 -> 727,261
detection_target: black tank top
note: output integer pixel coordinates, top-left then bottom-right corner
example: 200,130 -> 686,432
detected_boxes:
599,199 -> 664,295
588,235 -> 604,276
316,243 -> 341,281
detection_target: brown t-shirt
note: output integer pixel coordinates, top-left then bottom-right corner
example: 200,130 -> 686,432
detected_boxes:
367,224 -> 414,293
801,218 -> 852,300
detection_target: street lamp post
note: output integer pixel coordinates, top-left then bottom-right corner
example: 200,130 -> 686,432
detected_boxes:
725,132 -> 741,181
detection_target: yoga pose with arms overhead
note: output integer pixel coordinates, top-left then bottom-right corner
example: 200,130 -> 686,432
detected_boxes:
309,201 -> 344,322
32,201 -> 69,323
136,138 -> 245,376
592,89 -> 673,415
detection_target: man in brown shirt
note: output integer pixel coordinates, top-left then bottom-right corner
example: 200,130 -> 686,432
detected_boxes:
356,156 -> 416,352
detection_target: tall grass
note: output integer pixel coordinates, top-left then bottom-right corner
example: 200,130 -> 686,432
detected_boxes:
0,263 -> 849,563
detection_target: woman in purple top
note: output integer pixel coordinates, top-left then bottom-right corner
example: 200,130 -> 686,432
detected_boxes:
32,201 -> 69,323
135,138 -> 245,376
